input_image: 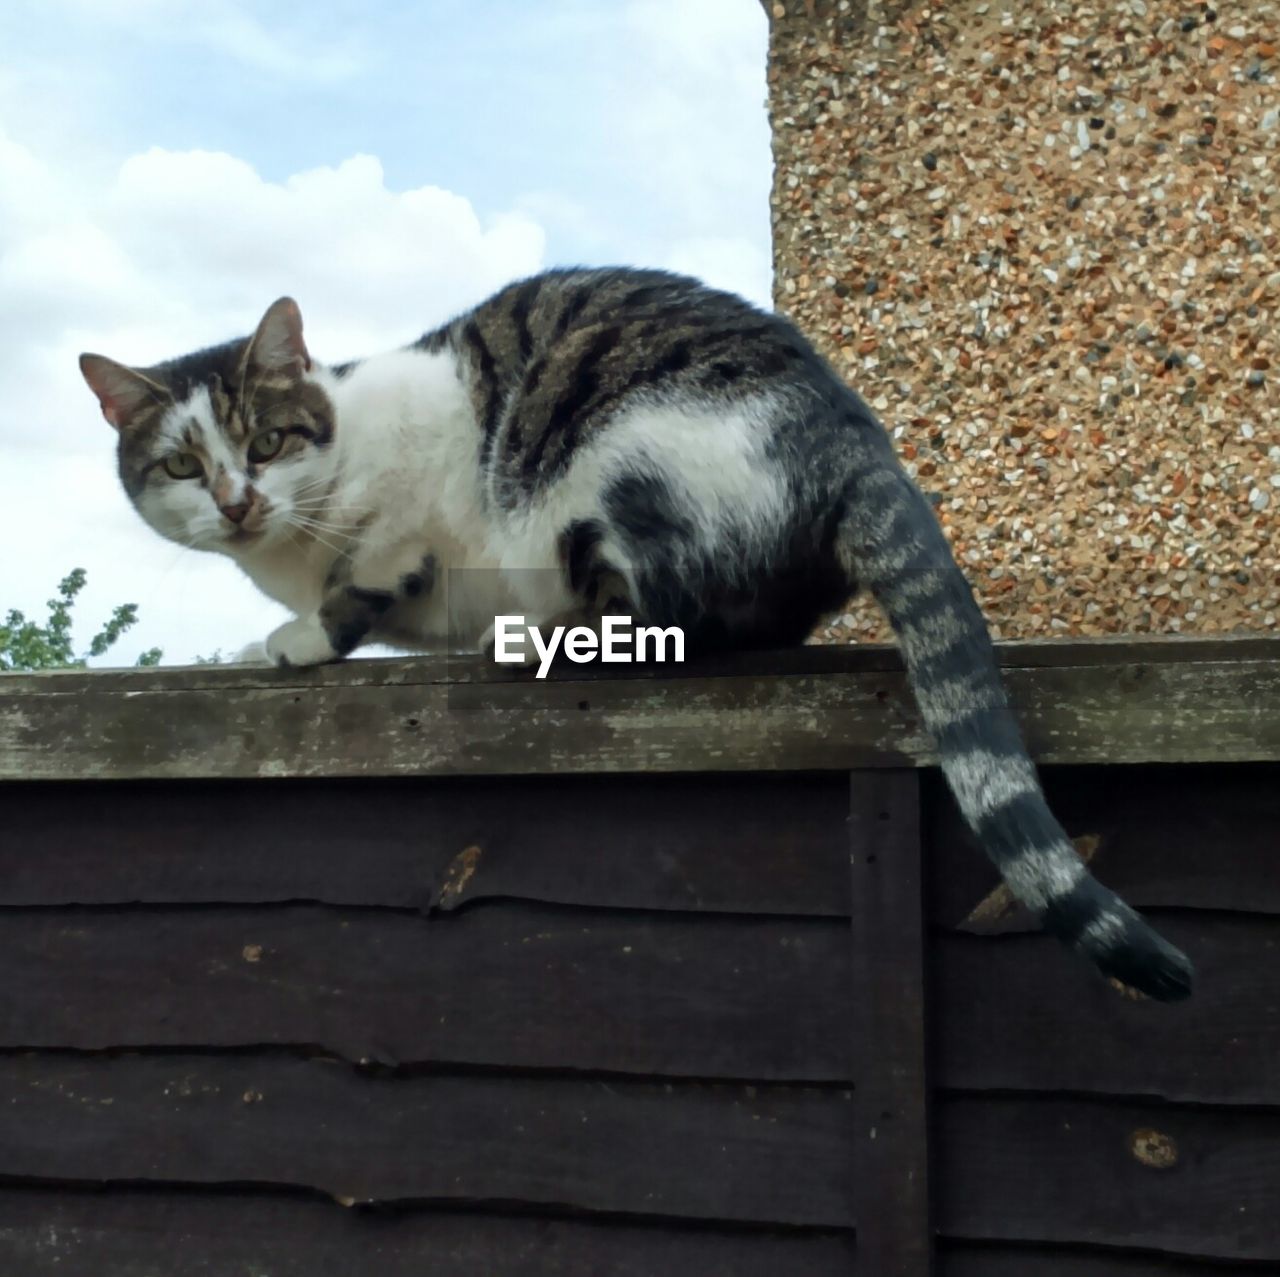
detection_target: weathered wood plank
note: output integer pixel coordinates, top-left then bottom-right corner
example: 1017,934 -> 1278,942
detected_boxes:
3,651 -> 1280,780
5,633 -> 1276,695
4,910 -> 1268,1097
941,1245 -> 1260,1275
0,1057 -> 853,1227
4,1071 -> 1274,1259
0,774 -> 849,915
0,903 -> 851,1079
5,908 -> 1270,1097
929,765 -> 1280,928
934,914 -> 1280,1104
938,1096 -> 1280,1262
0,1189 -> 857,1276
2,1189 -> 1255,1277
848,771 -> 932,1276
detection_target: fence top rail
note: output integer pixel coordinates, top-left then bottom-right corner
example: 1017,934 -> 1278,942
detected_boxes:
2,635 -> 1278,781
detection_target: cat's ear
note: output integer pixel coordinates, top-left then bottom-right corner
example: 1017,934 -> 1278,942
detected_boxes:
245,297 -> 311,379
78,354 -> 169,431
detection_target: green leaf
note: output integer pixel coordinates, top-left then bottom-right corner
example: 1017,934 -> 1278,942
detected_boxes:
0,569 -> 163,672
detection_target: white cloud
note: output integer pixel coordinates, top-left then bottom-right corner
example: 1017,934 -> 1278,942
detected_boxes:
0,133 -> 546,665
610,0 -> 773,306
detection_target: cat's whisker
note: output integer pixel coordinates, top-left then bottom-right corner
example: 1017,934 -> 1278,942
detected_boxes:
291,496 -> 373,514
291,477 -> 338,498
282,519 -> 348,558
292,504 -> 372,517
287,514 -> 367,535
289,495 -> 370,509
289,506 -> 371,525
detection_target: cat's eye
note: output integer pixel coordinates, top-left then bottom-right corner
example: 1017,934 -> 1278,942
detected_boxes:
248,429 -> 285,463
163,453 -> 202,480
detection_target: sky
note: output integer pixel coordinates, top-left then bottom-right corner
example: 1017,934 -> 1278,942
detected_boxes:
0,0 -> 772,666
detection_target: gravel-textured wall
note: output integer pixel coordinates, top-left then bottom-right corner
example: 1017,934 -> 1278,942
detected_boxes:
765,0 -> 1277,641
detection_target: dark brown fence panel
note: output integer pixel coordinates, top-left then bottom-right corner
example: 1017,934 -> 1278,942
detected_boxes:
0,1056 -> 852,1227
937,1096 -> 1280,1262
0,1189 -> 857,1277
941,1245 -> 1263,1275
3,642 -> 1279,1274
0,774 -> 849,915
933,914 -> 1280,1104
929,765 -> 1280,928
0,903 -> 850,1079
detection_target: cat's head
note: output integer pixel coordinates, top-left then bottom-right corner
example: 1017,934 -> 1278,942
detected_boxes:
79,298 -> 338,556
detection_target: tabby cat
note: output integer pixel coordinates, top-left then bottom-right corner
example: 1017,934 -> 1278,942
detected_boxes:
79,267 -> 1192,1000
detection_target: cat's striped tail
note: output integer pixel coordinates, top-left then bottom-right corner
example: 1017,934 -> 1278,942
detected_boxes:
840,460 -> 1193,1001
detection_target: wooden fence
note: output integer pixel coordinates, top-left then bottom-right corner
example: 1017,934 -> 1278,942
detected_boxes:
0,637 -> 1277,1274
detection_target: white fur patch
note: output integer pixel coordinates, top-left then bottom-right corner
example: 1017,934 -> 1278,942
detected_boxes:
484,391 -> 788,633
1001,842 -> 1088,910
912,671 -> 1001,727
943,747 -> 1040,822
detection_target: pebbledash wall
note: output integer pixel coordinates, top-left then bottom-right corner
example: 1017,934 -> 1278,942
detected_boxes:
762,0 -> 1279,643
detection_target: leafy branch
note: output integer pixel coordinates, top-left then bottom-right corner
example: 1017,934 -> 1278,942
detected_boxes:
0,569 -> 162,671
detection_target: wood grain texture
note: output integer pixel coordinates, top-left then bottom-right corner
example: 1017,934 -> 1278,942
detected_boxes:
941,1245 -> 1262,1275
5,633 -> 1276,695
0,773 -> 849,915
929,764 -> 1280,928
0,1189 -> 858,1277
0,1056 -> 853,1227
2,1192 -> 1255,1277
934,914 -> 1280,1104
848,770 -> 932,1276
4,909 -> 1269,1099
3,1069 -> 1273,1260
4,640 -> 1280,780
938,1096 -> 1280,1262
0,902 -> 852,1079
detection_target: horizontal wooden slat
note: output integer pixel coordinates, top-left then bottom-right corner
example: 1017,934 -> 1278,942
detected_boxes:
0,1057 -> 852,1227
0,1192 -> 1264,1277
939,1096 -> 1280,1262
941,1244 -> 1262,1275
9,908 -> 1268,1097
6,911 -> 1268,1100
0,1189 -> 858,1277
0,774 -> 849,914
3,643 -> 1280,780
6,633 -> 1277,695
0,903 -> 851,1079
5,1074 -> 1274,1260
930,765 -> 1280,928
935,914 -> 1280,1104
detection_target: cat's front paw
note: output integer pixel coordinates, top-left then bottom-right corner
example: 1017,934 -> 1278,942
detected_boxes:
265,618 -> 339,668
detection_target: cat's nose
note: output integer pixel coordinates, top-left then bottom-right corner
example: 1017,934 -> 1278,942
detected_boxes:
221,502 -> 251,525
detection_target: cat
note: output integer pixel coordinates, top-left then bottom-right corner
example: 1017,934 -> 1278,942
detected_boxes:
79,266 -> 1192,1001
